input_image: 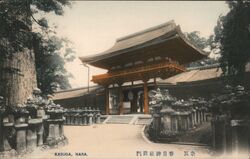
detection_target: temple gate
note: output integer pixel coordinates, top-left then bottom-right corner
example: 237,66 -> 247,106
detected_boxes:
80,20 -> 207,114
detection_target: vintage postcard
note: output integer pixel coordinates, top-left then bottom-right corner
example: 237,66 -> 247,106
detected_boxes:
0,1 -> 250,159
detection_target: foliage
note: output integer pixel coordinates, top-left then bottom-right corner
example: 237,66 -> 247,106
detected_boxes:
34,33 -> 75,94
216,1 -> 250,84
149,88 -> 176,105
185,31 -> 208,50
0,0 -> 74,94
0,0 -> 70,57
185,31 -> 220,55
208,85 -> 250,119
185,31 -> 220,68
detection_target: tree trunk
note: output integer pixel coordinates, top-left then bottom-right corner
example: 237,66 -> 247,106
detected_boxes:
0,49 -> 37,106
0,2 -> 37,107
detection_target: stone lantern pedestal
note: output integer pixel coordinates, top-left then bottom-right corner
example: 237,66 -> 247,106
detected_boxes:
37,121 -> 44,147
211,115 -> 228,154
191,110 -> 195,126
160,107 -> 175,132
79,110 -> 84,125
230,120 -> 250,158
96,109 -> 101,124
83,113 -> 87,126
74,113 -> 79,125
0,109 -> 8,152
69,111 -> 74,125
45,109 -> 67,147
46,118 -> 65,146
152,113 -> 161,137
59,119 -> 65,140
88,113 -> 93,125
14,109 -> 29,155
151,104 -> 162,138
27,118 -> 42,152
15,123 -> 28,154
2,122 -> 14,152
64,112 -> 69,125
0,121 -> 17,158
37,107 -> 47,147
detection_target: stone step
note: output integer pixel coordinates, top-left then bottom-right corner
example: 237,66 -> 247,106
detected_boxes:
105,115 -> 134,124
104,114 -> 152,125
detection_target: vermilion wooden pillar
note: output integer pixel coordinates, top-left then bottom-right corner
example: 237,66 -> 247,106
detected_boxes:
143,80 -> 149,114
105,86 -> 109,115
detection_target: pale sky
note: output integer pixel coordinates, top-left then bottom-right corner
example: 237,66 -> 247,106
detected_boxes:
47,1 -> 229,89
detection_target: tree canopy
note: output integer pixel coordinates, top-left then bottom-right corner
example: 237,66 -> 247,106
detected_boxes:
215,1 -> 250,84
185,31 -> 219,68
185,31 -> 209,50
34,34 -> 75,94
0,0 -> 74,94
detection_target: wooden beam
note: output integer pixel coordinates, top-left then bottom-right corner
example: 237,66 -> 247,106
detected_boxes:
92,60 -> 185,84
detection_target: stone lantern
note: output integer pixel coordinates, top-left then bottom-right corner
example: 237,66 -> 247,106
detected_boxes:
45,102 -> 67,147
151,104 -> 162,138
210,85 -> 250,156
13,106 -> 29,154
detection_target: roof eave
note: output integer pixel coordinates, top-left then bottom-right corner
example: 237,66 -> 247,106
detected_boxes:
79,22 -> 208,67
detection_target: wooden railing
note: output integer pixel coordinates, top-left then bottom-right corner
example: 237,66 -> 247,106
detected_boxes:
92,61 -> 185,83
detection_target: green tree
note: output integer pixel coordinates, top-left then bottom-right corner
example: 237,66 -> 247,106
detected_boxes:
216,1 -> 250,84
185,31 -> 209,50
0,0 -> 71,106
34,34 -> 75,95
185,31 -> 219,67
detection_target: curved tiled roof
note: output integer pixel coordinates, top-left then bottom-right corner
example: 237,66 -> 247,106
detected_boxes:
158,62 -> 250,85
80,20 -> 208,69
53,85 -> 102,100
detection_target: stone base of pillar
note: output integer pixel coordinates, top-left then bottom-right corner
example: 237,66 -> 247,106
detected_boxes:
15,123 -> 28,155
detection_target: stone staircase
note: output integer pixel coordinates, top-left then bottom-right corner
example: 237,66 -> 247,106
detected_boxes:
103,114 -> 152,125
135,116 -> 152,125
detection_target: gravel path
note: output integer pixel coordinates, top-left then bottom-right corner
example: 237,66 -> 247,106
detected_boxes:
26,124 -> 212,159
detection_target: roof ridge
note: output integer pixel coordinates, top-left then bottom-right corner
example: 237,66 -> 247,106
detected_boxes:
116,20 -> 176,42
55,85 -> 100,93
186,63 -> 220,71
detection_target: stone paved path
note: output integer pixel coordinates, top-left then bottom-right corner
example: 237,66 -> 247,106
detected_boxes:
27,124 -> 212,159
